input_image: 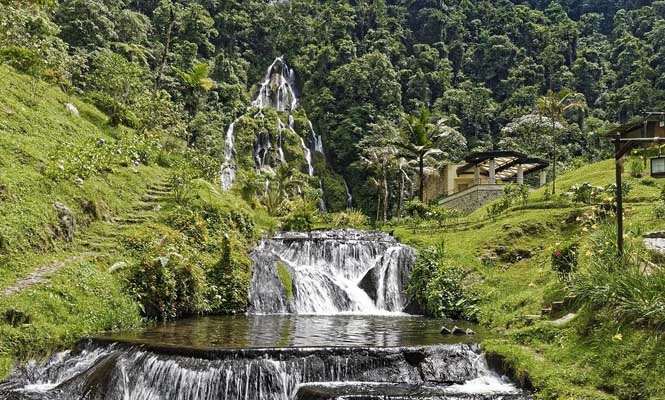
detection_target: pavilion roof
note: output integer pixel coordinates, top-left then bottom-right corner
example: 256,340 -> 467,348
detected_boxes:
457,151 -> 549,181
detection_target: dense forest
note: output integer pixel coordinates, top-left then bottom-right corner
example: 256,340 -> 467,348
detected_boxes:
3,0 -> 665,214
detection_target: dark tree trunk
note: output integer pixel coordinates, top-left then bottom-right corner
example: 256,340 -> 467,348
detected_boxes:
154,7 -> 176,93
419,155 -> 425,202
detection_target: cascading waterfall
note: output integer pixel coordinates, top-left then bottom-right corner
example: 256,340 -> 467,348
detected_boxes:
300,137 -> 314,176
220,122 -> 237,191
252,56 -> 298,112
0,340 -> 530,400
221,56 -> 321,191
343,178 -> 353,209
248,229 -> 415,315
0,228 -> 533,399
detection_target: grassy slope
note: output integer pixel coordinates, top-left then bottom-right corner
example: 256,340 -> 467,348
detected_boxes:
0,67 -> 175,376
395,161 -> 664,399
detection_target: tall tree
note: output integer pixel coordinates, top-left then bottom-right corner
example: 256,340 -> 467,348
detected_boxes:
395,109 -> 450,202
535,89 -> 587,194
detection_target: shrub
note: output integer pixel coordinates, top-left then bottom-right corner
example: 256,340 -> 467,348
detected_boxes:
323,209 -> 368,228
654,202 -> 665,219
407,243 -> 478,320
86,91 -> 141,128
640,177 -> 656,187
551,242 -> 578,280
487,184 -> 529,219
404,199 -> 430,219
628,157 -> 645,178
206,233 -> 252,314
573,224 -> 665,327
282,206 -> 315,232
126,252 -> 208,320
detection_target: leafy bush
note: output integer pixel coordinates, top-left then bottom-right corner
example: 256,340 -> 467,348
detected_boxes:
282,200 -> 316,232
407,243 -> 477,320
628,157 -> 645,178
654,202 -> 665,219
206,233 -> 252,314
321,209 -> 368,228
86,91 -> 141,128
126,252 -> 208,320
640,177 -> 656,187
44,133 -> 160,180
551,242 -> 578,280
404,199 -> 430,219
567,182 -> 631,205
573,224 -> 665,327
487,184 -> 529,219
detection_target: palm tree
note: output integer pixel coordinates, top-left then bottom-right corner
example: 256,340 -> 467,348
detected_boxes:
396,109 -> 454,202
357,145 -> 398,222
173,62 -> 215,117
536,89 -> 587,194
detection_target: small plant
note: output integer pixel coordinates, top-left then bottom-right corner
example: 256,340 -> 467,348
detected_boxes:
126,252 -> 208,320
407,243 -> 478,320
654,202 -> 665,219
326,209 -> 369,228
551,242 -> 578,280
639,177 -> 656,187
628,157 -> 645,178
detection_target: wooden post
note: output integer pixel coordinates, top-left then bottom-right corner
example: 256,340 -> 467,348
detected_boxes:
615,133 -> 624,257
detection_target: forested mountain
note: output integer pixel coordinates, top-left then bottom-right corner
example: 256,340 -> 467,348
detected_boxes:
4,0 -> 665,213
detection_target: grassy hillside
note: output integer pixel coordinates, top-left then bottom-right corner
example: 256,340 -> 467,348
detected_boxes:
395,160 -> 665,399
0,67 -> 273,378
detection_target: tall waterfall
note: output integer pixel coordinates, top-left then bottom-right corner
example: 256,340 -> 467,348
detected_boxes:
221,56 -> 320,191
0,340 -> 529,400
249,229 -> 416,315
220,122 -> 236,191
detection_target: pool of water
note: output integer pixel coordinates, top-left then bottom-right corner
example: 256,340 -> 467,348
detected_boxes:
98,314 -> 482,349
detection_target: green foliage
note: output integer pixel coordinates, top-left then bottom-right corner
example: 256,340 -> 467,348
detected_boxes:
86,92 -> 141,128
43,132 -> 160,180
320,209 -> 368,229
126,252 -> 208,320
487,184 -> 529,219
573,224 -> 665,328
628,157 -> 645,178
551,242 -> 578,280
281,200 -> 316,232
407,243 -> 477,320
277,261 -> 293,301
654,202 -> 665,219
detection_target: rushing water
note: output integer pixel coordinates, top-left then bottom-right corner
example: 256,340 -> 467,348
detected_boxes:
0,229 -> 532,399
249,230 -> 415,314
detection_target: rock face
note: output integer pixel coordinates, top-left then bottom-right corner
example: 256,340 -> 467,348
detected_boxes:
65,103 -> 79,116
0,340 -> 530,400
53,201 -> 76,242
248,229 -> 416,314
644,232 -> 665,254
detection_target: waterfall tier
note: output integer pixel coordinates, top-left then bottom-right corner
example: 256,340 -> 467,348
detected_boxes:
248,229 -> 415,315
0,340 -> 529,400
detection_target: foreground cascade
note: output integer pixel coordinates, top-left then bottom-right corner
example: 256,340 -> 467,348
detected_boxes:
249,229 -> 416,314
0,230 -> 532,399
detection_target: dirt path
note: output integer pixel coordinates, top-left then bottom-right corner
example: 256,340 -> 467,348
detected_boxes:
1,252 -> 98,297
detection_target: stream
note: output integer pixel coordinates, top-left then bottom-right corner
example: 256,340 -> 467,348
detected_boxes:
0,230 -> 531,399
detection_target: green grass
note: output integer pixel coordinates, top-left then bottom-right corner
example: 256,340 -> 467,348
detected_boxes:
0,258 -> 141,361
0,66 -> 274,379
393,159 -> 665,399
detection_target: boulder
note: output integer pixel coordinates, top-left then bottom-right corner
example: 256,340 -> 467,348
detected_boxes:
65,103 -> 79,117
53,201 -> 76,242
451,326 -> 465,335
358,267 -> 378,302
465,328 -> 476,335
439,326 -> 451,335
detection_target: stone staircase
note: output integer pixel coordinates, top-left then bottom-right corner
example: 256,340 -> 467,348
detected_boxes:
79,179 -> 173,253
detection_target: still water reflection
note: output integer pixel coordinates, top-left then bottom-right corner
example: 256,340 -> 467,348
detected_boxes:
100,315 -> 481,349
